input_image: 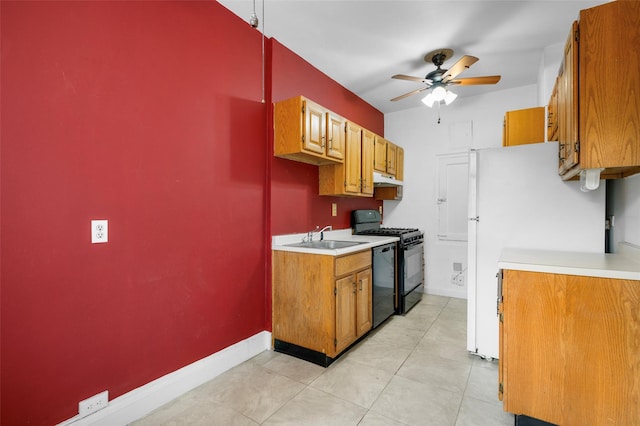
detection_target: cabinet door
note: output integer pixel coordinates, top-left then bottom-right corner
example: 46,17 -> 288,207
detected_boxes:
396,147 -> 404,181
374,136 -> 387,172
344,122 -> 363,194
303,99 -> 326,155
501,270 -> 565,425
326,112 -> 345,161
386,143 -> 397,175
547,80 -> 558,142
502,107 -> 545,147
558,21 -> 579,174
355,268 -> 372,337
563,275 -> 640,425
579,1 -> 640,171
361,129 -> 375,196
335,275 -> 357,354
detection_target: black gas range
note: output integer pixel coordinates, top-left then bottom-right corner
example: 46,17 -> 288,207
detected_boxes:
353,226 -> 423,247
352,210 -> 425,315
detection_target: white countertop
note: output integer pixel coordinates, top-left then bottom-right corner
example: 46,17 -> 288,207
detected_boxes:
272,229 -> 398,256
498,244 -> 640,280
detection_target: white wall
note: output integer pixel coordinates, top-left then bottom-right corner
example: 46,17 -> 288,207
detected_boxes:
610,174 -> 640,249
383,84 -> 539,298
538,42 -> 563,107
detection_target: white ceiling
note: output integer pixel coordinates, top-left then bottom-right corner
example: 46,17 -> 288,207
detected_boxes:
217,0 -> 604,114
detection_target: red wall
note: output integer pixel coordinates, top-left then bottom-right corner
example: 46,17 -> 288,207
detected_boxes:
1,2 -> 385,425
269,39 -> 383,235
1,2 -> 267,425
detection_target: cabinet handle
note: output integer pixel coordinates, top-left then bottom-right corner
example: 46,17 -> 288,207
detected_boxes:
328,138 -> 333,150
352,282 -> 357,294
321,136 -> 326,148
359,279 -> 363,291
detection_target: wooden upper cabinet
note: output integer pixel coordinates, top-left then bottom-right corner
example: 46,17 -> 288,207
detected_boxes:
275,95 -> 405,196
326,111 -> 345,161
344,122 -> 364,194
547,78 -> 559,142
558,1 -> 640,180
396,147 -> 404,181
558,21 -> 579,175
373,136 -> 387,172
274,96 -> 345,165
319,122 -> 374,197
502,107 -> 545,147
303,100 -> 326,155
361,129 -> 374,196
373,136 -> 400,177
386,143 -> 397,175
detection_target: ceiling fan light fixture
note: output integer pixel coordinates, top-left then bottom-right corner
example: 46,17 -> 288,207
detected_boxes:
432,86 -> 447,101
421,92 -> 436,107
444,90 -> 458,105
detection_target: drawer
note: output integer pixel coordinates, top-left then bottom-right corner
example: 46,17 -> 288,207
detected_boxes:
335,250 -> 371,277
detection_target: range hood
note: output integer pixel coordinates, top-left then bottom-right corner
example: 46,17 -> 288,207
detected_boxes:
373,171 -> 403,187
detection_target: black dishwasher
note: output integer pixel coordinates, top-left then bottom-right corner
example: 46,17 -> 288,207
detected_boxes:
372,242 -> 396,328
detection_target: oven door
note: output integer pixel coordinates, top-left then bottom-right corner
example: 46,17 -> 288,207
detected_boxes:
403,241 -> 424,294
399,240 -> 424,313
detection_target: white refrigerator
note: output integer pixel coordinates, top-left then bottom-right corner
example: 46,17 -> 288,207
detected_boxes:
467,142 -> 605,359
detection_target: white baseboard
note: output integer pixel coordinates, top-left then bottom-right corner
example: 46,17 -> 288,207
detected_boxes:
58,331 -> 272,426
424,285 -> 467,299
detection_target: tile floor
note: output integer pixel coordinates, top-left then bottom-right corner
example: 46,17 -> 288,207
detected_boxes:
131,295 -> 514,426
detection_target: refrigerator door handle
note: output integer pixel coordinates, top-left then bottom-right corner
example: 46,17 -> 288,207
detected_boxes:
469,216 -> 479,222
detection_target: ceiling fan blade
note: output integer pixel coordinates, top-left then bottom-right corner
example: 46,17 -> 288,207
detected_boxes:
449,75 -> 502,86
390,87 -> 429,102
442,55 -> 479,82
392,74 -> 429,83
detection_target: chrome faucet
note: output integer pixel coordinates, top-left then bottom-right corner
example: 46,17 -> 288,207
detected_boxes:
318,225 -> 332,240
305,225 -> 333,242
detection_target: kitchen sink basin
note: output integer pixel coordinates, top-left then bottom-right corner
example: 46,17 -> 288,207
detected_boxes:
285,240 -> 367,250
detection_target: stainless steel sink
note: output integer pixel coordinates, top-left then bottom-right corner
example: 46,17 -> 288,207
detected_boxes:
285,240 -> 367,250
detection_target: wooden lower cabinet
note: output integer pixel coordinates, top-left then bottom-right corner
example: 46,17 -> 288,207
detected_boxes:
499,269 -> 640,425
272,249 -> 372,366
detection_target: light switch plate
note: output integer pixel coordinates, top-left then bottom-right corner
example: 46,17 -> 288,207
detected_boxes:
91,220 -> 108,243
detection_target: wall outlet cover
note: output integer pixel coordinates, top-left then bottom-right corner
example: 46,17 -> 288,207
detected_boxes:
79,390 -> 108,418
91,220 -> 108,244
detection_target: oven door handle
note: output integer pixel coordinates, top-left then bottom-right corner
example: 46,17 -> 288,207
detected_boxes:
403,241 -> 424,250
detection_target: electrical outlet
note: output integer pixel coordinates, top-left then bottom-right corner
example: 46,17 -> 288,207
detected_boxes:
378,206 -> 383,214
451,273 -> 465,286
91,220 -> 108,243
78,390 -> 108,418
331,203 -> 337,217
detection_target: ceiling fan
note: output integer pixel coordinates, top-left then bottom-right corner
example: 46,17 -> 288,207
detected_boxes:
390,49 -> 501,106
